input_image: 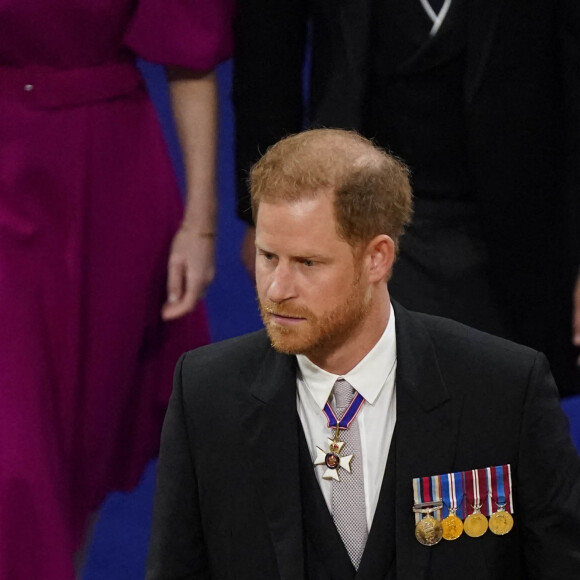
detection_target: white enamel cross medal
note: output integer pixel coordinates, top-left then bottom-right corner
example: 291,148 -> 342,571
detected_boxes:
314,426 -> 353,481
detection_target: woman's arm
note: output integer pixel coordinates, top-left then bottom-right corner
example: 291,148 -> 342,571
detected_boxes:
162,67 -> 218,321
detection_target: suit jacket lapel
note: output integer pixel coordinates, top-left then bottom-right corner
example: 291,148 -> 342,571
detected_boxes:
395,0 -> 467,76
391,303 -> 462,578
465,0 -> 505,103
240,348 -> 305,580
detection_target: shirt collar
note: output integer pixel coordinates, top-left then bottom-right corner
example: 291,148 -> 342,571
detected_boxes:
297,304 -> 397,409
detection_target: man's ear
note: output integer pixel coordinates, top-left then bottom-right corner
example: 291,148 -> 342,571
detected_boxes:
364,235 -> 396,283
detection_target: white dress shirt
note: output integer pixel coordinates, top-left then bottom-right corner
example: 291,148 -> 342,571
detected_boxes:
296,305 -> 397,529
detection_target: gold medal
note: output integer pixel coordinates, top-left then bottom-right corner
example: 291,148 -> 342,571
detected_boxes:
441,511 -> 463,541
489,508 -> 514,535
487,464 -> 515,536
440,472 -> 464,540
463,470 -> 489,538
415,515 -> 443,546
412,502 -> 443,546
464,510 -> 488,538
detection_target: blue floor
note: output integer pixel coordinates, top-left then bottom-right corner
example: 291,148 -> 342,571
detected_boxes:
83,461 -> 156,580
83,59 -> 580,579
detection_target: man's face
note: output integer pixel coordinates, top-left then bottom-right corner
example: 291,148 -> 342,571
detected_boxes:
255,193 -> 371,361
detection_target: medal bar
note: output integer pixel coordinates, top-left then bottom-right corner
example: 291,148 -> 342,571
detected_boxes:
412,464 -> 514,546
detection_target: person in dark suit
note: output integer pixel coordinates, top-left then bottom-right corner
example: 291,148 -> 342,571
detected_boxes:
233,0 -> 580,396
147,129 -> 580,579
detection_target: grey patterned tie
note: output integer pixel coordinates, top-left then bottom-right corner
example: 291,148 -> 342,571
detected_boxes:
331,378 -> 368,569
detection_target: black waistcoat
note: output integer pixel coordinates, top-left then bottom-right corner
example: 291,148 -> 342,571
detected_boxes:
299,424 -> 398,579
366,0 -> 470,201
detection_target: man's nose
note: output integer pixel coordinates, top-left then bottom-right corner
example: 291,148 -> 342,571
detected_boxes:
266,263 -> 297,303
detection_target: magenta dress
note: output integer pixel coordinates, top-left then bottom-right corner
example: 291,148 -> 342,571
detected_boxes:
0,1 -> 232,577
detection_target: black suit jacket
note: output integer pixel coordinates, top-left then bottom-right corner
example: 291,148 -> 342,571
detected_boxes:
147,304 -> 580,579
233,0 -> 580,392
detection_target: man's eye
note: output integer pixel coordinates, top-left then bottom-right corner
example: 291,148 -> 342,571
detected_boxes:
303,259 -> 314,267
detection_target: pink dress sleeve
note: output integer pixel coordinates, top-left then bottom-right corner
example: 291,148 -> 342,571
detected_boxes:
125,0 -> 234,71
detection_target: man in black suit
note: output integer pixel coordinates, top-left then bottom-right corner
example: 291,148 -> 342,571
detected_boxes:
233,0 -> 580,396
147,129 -> 580,579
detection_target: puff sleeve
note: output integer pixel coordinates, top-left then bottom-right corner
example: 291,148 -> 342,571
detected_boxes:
125,0 -> 234,71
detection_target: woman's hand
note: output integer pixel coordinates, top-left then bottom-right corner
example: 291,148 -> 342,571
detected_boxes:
161,225 -> 215,320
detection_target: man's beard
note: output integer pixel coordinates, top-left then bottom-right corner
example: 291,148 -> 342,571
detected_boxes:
258,275 -> 371,359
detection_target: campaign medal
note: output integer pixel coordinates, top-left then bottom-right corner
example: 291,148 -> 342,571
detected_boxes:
463,469 -> 489,538
441,471 -> 464,541
415,512 -> 443,546
412,475 -> 444,546
488,465 -> 514,535
313,389 -> 364,481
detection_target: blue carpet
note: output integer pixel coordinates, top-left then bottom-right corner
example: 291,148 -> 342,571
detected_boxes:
83,462 -> 156,580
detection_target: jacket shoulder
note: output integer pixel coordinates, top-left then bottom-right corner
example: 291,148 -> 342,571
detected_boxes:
179,329 -> 272,383
416,310 -> 536,352
411,310 -> 542,384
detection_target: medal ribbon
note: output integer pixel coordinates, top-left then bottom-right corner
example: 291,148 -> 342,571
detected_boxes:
464,468 -> 490,516
323,391 -> 365,430
429,475 -> 442,520
412,474 -> 442,523
412,477 -> 422,524
488,464 -> 514,514
505,464 -> 514,513
441,471 -> 464,519
413,466 -> 510,529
